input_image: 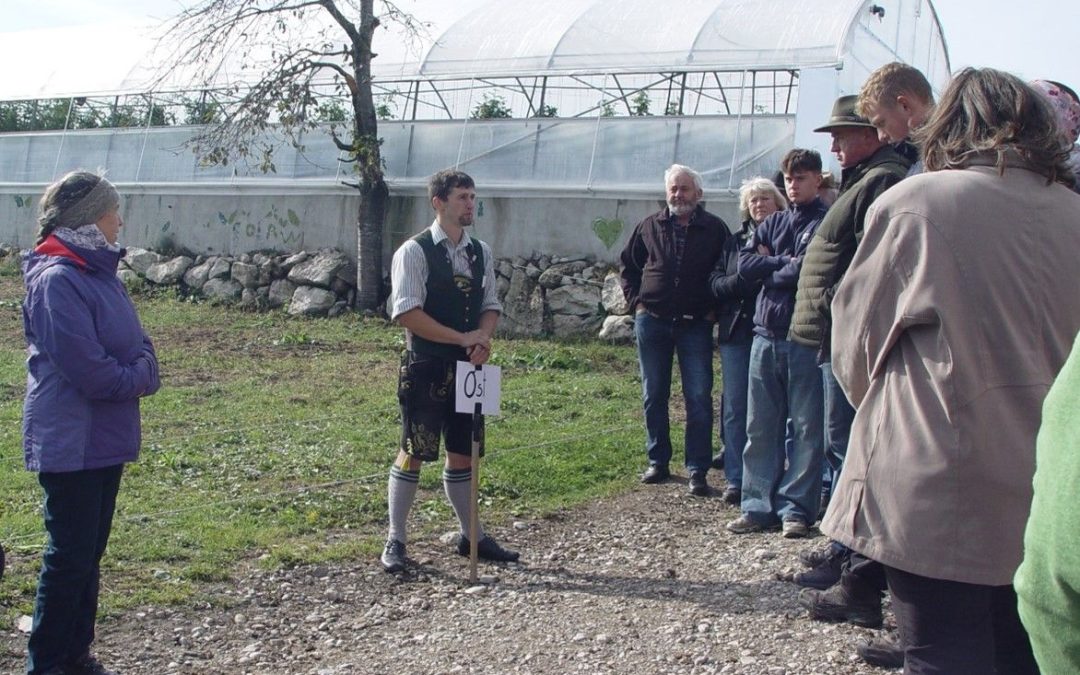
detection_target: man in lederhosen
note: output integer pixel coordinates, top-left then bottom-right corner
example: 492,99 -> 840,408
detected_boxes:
380,170 -> 519,573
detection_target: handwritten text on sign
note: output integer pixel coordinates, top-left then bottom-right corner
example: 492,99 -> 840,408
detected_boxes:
454,362 -> 502,416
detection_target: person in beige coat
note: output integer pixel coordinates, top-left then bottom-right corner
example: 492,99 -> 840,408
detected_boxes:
822,67 -> 1080,674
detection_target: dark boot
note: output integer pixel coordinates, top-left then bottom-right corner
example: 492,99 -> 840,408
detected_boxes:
798,584 -> 883,629
857,633 -> 904,669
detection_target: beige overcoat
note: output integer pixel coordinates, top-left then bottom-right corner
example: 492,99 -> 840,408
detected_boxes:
822,157 -> 1080,585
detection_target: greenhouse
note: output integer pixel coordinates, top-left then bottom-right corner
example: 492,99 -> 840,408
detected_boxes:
0,0 -> 950,260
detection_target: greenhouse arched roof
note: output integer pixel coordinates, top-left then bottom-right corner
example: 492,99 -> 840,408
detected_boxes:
395,0 -> 883,79
0,0 -> 948,100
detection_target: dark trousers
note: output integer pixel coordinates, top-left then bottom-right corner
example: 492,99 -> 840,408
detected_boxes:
27,465 -> 124,674
884,565 -> 1039,675
842,552 -> 888,602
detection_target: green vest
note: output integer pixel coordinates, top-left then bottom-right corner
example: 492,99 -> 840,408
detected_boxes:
410,229 -> 485,361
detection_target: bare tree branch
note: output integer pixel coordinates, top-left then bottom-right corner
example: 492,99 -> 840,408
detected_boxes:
153,0 -> 419,310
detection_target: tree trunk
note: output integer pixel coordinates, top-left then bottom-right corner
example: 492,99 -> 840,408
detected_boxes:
356,176 -> 389,311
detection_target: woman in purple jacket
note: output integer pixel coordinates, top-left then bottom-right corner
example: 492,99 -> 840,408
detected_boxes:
22,171 -> 160,675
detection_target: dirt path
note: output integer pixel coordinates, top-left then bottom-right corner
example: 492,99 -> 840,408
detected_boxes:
1,482 -> 893,674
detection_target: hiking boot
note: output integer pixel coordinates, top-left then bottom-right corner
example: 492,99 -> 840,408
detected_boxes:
688,471 -> 709,497
721,486 -> 741,506
726,515 -> 776,534
457,535 -> 520,562
857,633 -> 904,669
782,518 -> 810,539
641,464 -> 671,484
793,550 -> 844,590
798,586 -> 883,628
380,539 -> 407,573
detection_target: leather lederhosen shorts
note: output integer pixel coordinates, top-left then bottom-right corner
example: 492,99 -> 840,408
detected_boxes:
397,350 -> 485,461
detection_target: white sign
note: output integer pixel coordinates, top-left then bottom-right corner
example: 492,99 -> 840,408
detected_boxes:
455,362 -> 502,416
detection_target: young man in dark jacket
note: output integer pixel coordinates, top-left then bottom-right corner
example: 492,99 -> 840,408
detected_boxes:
729,149 -> 827,537
620,164 -> 728,496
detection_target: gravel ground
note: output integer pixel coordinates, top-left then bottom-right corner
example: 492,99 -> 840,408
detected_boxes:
1,479 -> 898,674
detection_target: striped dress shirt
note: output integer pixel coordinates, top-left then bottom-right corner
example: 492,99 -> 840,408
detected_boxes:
390,221 -> 502,345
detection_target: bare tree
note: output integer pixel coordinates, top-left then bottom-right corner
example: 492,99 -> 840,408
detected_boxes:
156,0 -> 424,310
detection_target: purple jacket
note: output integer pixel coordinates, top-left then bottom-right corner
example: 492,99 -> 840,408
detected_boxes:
22,232 -> 160,472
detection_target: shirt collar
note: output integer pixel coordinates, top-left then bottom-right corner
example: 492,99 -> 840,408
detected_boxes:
429,220 -> 472,249
791,197 -> 825,216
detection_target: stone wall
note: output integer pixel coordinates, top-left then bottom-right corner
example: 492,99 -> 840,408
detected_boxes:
118,247 -> 357,318
108,246 -> 637,341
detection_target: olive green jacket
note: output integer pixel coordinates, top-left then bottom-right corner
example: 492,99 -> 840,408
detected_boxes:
788,144 -> 910,351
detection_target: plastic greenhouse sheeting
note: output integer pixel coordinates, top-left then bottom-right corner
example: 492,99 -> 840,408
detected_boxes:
0,115 -> 793,192
399,0 -> 868,79
0,0 -> 917,99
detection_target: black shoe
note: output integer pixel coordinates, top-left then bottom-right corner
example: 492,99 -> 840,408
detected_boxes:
721,486 -> 741,506
710,453 -> 725,470
64,654 -> 117,675
457,535 -> 520,562
857,634 -> 904,669
798,586 -> 883,629
688,471 -> 709,497
380,538 -> 407,573
641,464 -> 670,484
793,550 -> 844,590
798,544 -> 837,568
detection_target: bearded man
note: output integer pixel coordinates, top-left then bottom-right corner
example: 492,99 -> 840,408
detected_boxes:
620,164 -> 728,496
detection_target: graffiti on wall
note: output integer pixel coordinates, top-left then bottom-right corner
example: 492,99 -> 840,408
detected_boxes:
591,217 -> 624,249
211,205 -> 306,249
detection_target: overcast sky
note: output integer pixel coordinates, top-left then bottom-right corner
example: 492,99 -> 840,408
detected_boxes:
2,0 -> 1078,96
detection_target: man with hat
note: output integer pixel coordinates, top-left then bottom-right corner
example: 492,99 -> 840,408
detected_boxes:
787,95 -> 911,620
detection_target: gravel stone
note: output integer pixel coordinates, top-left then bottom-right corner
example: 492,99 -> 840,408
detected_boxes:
0,486 -> 892,674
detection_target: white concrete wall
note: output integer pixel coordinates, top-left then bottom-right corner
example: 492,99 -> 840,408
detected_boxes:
0,182 -> 742,265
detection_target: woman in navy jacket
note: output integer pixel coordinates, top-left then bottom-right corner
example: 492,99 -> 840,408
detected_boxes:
22,171 -> 160,675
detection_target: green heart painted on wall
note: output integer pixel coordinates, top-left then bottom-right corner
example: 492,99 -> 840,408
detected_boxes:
591,217 -> 623,249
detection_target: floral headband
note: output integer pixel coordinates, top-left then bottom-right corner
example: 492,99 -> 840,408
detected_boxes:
1031,79 -> 1080,144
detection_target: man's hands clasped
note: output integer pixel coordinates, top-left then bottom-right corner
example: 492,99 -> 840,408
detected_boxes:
460,330 -> 493,365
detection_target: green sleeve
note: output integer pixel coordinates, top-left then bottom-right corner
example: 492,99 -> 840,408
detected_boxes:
1016,333 -> 1080,674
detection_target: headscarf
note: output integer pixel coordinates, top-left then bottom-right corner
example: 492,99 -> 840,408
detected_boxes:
1031,80 -> 1080,144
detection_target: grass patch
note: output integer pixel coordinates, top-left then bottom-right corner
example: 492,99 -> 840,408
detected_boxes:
0,274 -> 705,620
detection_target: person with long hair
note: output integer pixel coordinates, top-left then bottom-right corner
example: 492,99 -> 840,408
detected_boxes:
23,171 -> 160,675
822,68 -> 1080,673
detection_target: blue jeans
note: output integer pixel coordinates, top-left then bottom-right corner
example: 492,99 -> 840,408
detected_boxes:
718,338 -> 752,487
742,335 -> 824,524
821,361 -> 856,495
28,465 -> 124,675
634,312 -> 714,473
